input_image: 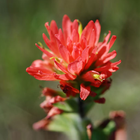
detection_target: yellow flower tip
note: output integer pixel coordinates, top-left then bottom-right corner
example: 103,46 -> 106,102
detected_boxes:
38,42 -> 44,47
93,74 -> 100,79
38,42 -> 51,52
103,33 -> 107,39
77,19 -> 83,37
93,74 -> 103,82
50,57 -> 60,63
37,42 -> 46,50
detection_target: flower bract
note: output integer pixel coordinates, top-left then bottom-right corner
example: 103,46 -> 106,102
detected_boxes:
26,15 -> 121,100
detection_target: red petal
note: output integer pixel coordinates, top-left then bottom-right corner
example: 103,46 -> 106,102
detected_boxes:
41,88 -> 59,96
60,81 -> 79,93
103,50 -> 117,63
42,33 -> 57,54
43,33 -> 60,57
101,35 -> 117,58
95,20 -> 101,45
72,29 -> 79,43
31,59 -> 53,71
109,60 -> 121,72
82,47 -> 90,65
42,53 -> 50,60
97,35 -> 117,60
33,119 -> 49,130
68,60 -> 83,75
94,62 -> 112,72
90,91 -> 97,97
59,44 -> 70,63
66,37 -> 73,53
72,45 -> 81,60
96,31 -> 111,53
35,44 -> 54,58
85,47 -> 97,70
100,71 -> 112,79
111,60 -> 121,67
97,45 -> 107,60
60,81 -> 79,96
72,19 -> 79,42
80,36 -> 87,50
81,46 -> 90,65
50,20 -> 58,34
82,70 -> 99,83
108,35 -> 117,50
88,29 -> 96,48
109,66 -> 118,72
57,29 -> 65,46
82,20 -> 95,43
62,15 -> 72,42
95,60 -> 121,72
31,60 -> 46,68
80,84 -> 90,100
46,107 -> 62,119
44,23 -> 60,57
72,19 -> 79,32
91,80 -> 102,87
54,60 -> 68,74
26,67 -> 56,81
96,50 -> 117,66
94,98 -> 106,104
54,73 -> 76,80
104,31 -> 111,43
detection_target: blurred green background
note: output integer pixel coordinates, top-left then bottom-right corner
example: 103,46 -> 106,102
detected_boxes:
0,0 -> 140,139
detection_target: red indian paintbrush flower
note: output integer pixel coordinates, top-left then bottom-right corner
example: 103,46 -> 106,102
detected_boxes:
33,87 -> 65,130
26,15 -> 121,100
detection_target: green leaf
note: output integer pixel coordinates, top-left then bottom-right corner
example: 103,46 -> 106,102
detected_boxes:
53,98 -> 78,112
91,128 -> 108,140
48,113 -> 89,140
90,86 -> 105,95
57,91 -> 66,97
103,121 -> 116,135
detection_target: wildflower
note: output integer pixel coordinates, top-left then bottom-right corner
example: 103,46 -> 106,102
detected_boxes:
26,15 -> 121,100
33,87 -> 65,130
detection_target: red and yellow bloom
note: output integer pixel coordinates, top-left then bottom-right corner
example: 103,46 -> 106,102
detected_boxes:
26,15 -> 121,100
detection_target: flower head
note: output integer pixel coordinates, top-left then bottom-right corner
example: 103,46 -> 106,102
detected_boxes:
26,15 -> 121,100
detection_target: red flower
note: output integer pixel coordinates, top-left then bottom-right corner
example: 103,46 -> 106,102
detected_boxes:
33,87 -> 65,130
26,15 -> 121,100
59,81 -> 79,97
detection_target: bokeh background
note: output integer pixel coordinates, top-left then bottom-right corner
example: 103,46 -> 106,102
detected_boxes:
0,0 -> 140,139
